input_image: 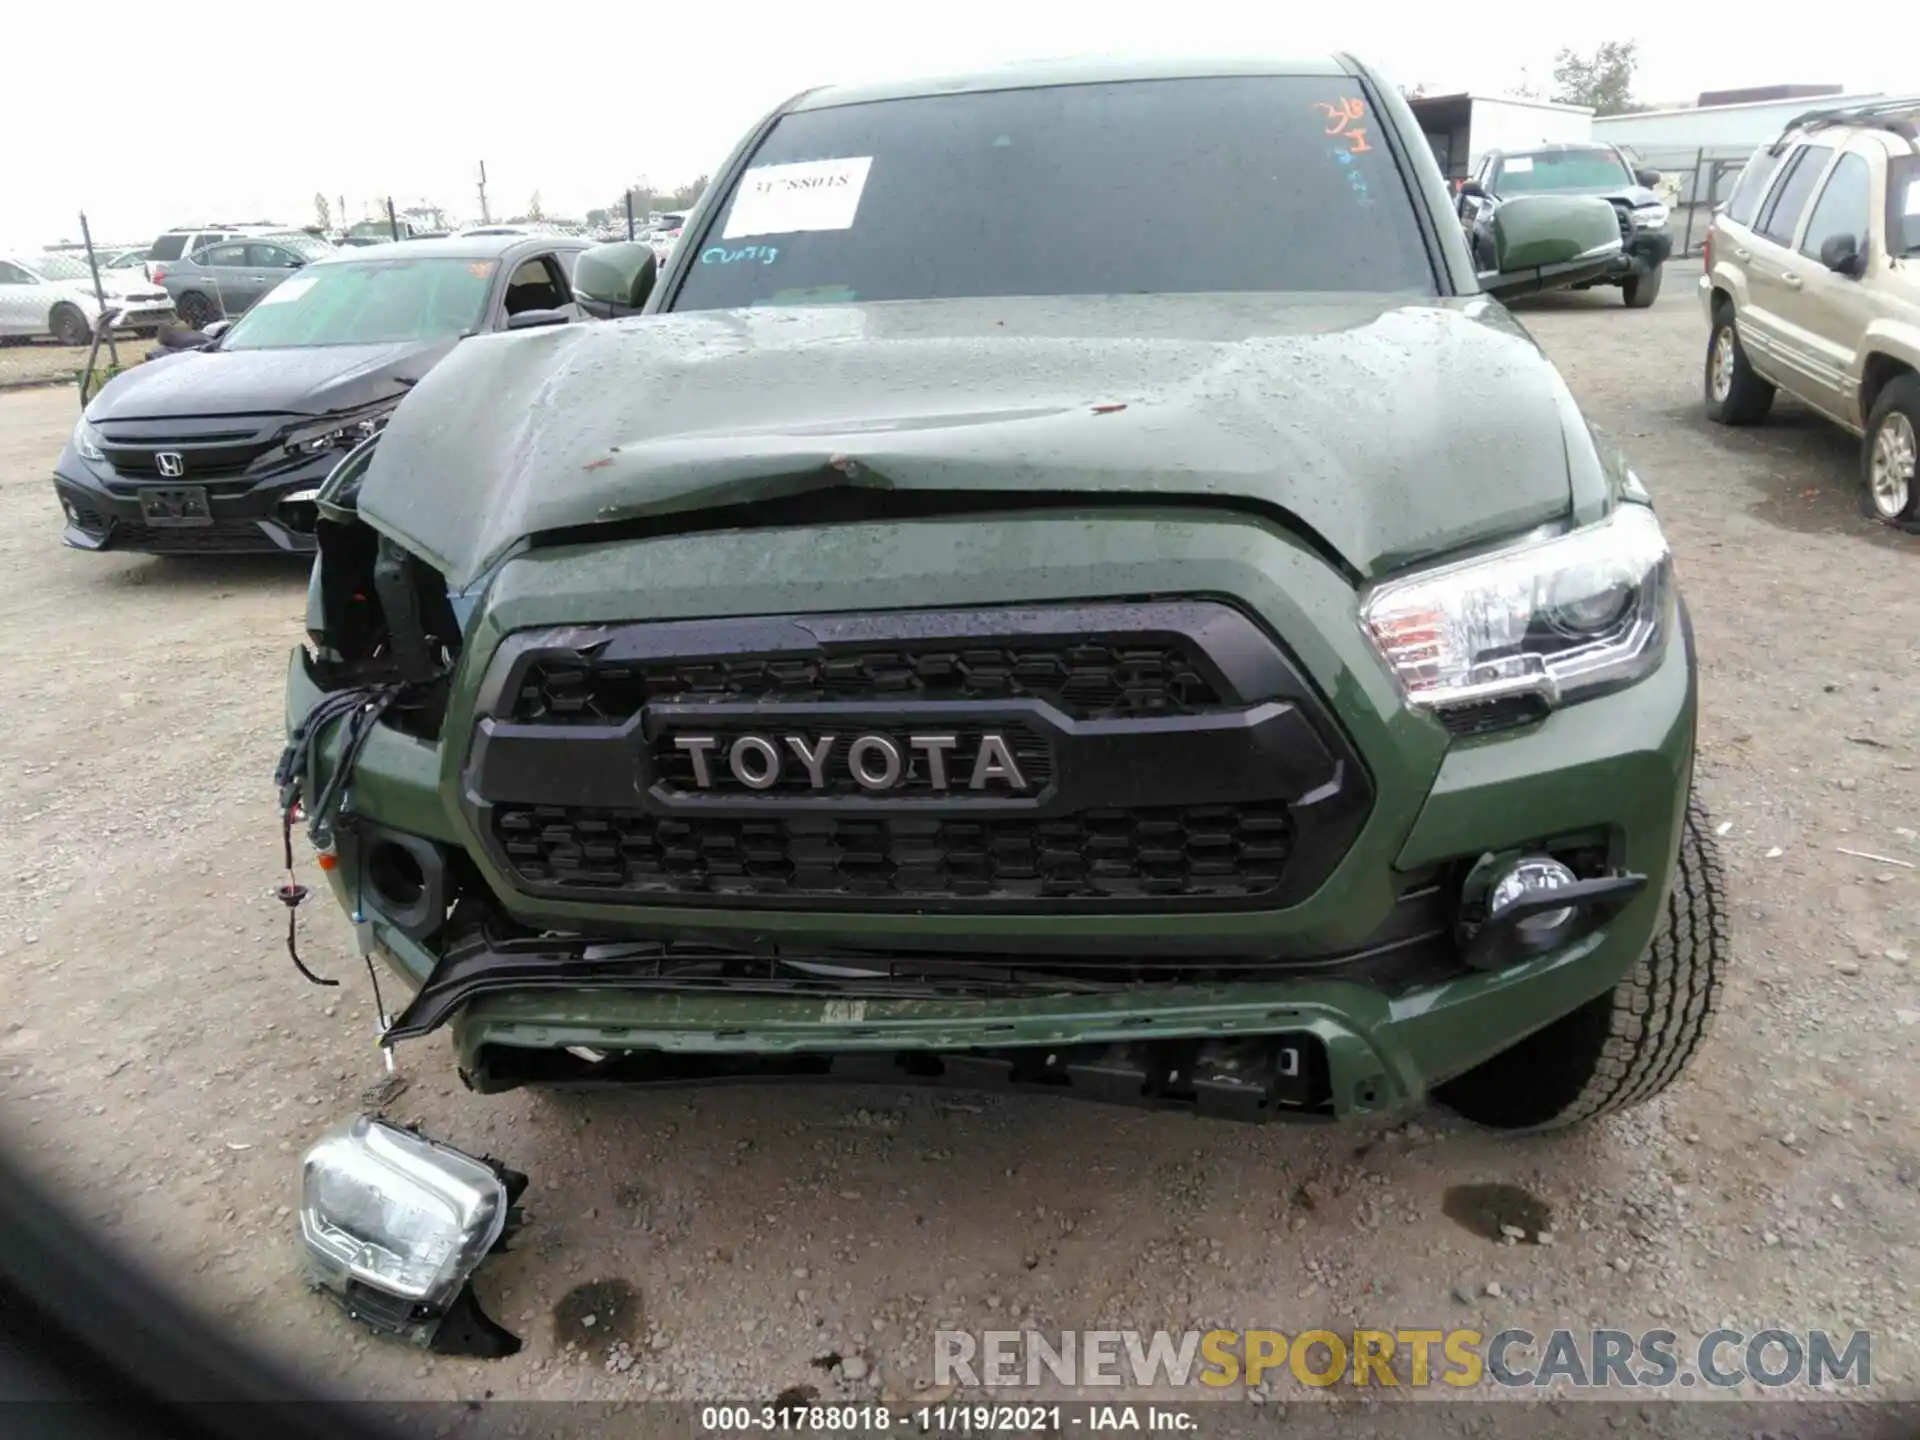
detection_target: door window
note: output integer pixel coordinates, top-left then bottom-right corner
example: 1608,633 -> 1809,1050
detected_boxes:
148,234 -> 188,261
1725,149 -> 1785,226
501,256 -> 569,315
1755,144 -> 1833,246
1798,151 -> 1871,260
0,262 -> 33,284
199,243 -> 250,267
247,244 -> 306,269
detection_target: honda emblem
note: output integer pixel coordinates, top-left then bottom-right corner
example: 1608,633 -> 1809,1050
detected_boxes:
155,452 -> 185,477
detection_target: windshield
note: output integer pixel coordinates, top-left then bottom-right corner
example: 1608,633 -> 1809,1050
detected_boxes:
670,76 -> 1433,311
218,256 -> 496,349
30,254 -> 93,281
1493,149 -> 1632,195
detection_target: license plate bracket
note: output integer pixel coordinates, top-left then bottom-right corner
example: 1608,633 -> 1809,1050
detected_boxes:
138,486 -> 212,526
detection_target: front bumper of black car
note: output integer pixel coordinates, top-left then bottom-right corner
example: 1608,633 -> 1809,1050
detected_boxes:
52,446 -> 335,555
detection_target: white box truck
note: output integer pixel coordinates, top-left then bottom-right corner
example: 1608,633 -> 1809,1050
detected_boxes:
1409,94 -> 1596,183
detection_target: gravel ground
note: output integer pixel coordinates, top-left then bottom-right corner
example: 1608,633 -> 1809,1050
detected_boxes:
1,261 -> 1916,1432
0,333 -> 162,390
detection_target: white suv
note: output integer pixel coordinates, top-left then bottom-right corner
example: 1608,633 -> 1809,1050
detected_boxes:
1699,98 -> 1920,527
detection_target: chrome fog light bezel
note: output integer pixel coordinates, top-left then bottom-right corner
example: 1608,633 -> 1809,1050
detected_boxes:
1489,855 -> 1580,935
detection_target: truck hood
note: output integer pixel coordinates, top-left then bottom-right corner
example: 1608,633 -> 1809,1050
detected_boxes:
86,338 -> 452,422
358,294 -> 1591,591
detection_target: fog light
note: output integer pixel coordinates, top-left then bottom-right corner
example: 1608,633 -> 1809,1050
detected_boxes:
1488,856 -> 1579,935
298,1115 -> 525,1355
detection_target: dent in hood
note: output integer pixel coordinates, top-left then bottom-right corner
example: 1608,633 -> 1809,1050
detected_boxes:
358,294 -> 1593,591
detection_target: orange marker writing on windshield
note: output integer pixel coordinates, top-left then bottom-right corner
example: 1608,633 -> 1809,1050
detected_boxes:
1317,98 -> 1373,154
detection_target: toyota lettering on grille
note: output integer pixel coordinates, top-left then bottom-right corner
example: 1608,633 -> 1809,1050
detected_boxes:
672,732 -> 1030,792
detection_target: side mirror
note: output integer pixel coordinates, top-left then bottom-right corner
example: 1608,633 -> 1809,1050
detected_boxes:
572,241 -> 658,319
505,307 -> 571,331
1459,180 -> 1489,200
1478,194 -> 1624,302
202,319 -> 233,341
1634,166 -> 1663,189
1819,232 -> 1864,278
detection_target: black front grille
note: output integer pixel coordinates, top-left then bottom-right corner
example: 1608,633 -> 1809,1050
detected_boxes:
515,640 -> 1223,725
112,519 -> 276,553
97,419 -> 282,477
467,603 -> 1375,914
493,802 -> 1295,902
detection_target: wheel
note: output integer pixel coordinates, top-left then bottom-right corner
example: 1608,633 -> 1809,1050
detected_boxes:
1622,263 -> 1663,308
1436,791 -> 1728,1132
1863,376 -> 1920,527
1704,303 -> 1774,425
175,291 -> 219,329
49,303 -> 92,348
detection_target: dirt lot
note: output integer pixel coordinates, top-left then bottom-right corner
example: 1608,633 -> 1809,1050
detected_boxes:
1,262 -> 1916,1430
0,334 -> 155,391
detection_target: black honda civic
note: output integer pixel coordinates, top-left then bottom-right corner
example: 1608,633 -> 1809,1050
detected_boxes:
52,233 -> 590,556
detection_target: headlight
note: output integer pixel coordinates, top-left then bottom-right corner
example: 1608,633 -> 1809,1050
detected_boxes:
71,419 -> 105,463
1633,201 -> 1669,229
283,403 -> 397,457
299,1115 -> 506,1309
1361,503 -> 1672,715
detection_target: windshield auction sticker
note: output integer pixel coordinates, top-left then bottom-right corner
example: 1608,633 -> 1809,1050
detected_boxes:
255,276 -> 318,306
722,157 -> 874,240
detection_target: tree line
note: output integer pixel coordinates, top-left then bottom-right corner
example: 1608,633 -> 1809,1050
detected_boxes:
1401,39 -> 1649,116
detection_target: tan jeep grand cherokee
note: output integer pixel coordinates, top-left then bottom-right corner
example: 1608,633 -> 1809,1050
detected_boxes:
1700,97 -> 1920,527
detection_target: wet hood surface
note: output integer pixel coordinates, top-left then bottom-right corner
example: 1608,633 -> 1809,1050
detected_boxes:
87,338 -> 452,422
358,294 -> 1586,591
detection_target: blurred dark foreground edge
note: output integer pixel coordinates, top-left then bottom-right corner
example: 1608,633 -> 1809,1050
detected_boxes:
1,1136 -> 1916,1439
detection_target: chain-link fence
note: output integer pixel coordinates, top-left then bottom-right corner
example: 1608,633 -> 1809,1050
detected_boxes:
1622,145 -> 1755,258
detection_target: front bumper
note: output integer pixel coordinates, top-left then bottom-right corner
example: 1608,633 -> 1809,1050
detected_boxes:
98,299 -> 176,331
1610,228 -> 1674,278
53,446 -> 331,555
284,512 -> 1697,1119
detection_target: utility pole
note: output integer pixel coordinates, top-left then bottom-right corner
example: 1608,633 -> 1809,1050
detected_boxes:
476,161 -> 491,225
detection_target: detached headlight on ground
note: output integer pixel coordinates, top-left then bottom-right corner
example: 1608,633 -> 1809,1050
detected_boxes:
298,1115 -> 525,1355
1362,503 -> 1672,714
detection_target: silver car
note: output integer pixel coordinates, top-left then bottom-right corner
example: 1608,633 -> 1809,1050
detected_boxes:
0,253 -> 175,346
155,232 -> 335,328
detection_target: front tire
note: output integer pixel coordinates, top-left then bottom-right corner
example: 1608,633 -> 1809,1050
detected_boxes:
1862,374 -> 1920,528
1704,303 -> 1774,425
175,291 -> 219,329
49,303 -> 92,348
1622,263 -> 1663,308
1436,792 -> 1728,1132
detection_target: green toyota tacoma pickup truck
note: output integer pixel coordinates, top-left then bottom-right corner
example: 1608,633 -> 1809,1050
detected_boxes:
279,53 -> 1724,1133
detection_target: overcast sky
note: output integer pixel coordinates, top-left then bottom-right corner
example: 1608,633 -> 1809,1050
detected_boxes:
5,1 -> 1906,249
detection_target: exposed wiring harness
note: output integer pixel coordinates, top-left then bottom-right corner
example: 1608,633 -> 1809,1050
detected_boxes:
272,683 -> 402,990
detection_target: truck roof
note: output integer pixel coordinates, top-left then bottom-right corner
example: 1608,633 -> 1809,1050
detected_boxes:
790,53 -> 1354,112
